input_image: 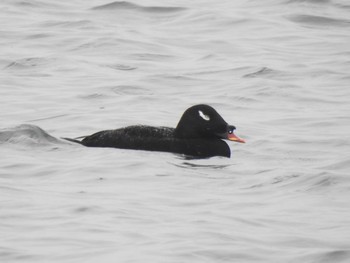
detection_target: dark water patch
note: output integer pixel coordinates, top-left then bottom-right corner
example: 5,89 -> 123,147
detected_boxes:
246,170 -> 337,192
271,174 -> 300,186
3,57 -> 55,70
317,250 -> 350,263
320,159 -> 350,172
288,14 -> 350,28
243,67 -> 288,79
41,19 -> 92,28
130,53 -> 176,61
187,67 -> 249,78
154,74 -> 200,82
4,57 -> 41,69
299,250 -> 350,263
174,162 -> 231,170
0,185 -> 26,192
73,206 -> 102,214
25,33 -> 52,39
92,1 -> 186,13
305,174 -> 334,191
14,0 -> 63,8
191,249 -> 262,262
244,183 -> 265,189
255,169 -> 275,175
111,85 -> 152,95
0,247 -> 38,262
79,93 -> 105,99
235,96 -> 260,103
105,64 -> 137,71
293,171 -> 336,192
286,0 -> 330,3
71,40 -> 115,51
16,1 -> 39,7
335,3 -> 350,9
14,0 -> 61,9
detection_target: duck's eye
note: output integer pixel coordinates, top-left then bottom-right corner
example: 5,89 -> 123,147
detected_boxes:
228,126 -> 236,134
198,110 -> 210,121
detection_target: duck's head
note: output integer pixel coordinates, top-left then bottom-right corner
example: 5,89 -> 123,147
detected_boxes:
174,104 -> 245,143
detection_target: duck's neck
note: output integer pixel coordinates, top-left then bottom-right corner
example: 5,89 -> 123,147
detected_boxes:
174,121 -> 198,138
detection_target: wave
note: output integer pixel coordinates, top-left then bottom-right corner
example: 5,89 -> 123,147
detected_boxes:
3,57 -> 55,70
92,1 -> 186,13
299,250 -> 350,263
243,67 -> 288,79
288,14 -> 350,27
0,124 -> 66,147
286,0 -> 330,3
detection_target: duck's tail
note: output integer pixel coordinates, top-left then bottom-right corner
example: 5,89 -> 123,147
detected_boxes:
62,137 -> 85,145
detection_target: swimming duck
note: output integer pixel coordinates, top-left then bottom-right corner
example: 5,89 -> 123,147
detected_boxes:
67,104 -> 245,158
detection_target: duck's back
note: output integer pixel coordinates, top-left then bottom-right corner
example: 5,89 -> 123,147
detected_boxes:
81,125 -> 230,158
82,125 -> 174,147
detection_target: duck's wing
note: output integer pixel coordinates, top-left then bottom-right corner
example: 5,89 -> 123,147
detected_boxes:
80,125 -> 175,148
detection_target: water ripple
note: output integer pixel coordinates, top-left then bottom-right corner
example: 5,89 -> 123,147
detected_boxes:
0,124 -> 64,146
92,1 -> 187,14
288,14 -> 350,27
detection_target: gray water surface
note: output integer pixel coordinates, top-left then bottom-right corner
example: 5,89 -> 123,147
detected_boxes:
1,0 -> 350,262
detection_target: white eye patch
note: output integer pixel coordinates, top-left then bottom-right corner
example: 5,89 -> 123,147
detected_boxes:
198,110 -> 210,121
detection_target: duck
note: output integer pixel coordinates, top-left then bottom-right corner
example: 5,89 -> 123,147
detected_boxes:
66,104 -> 245,158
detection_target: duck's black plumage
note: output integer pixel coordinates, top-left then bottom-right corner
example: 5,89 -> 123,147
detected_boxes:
71,104 -> 245,158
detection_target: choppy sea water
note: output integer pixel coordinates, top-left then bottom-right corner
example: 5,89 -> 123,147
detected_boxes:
1,0 -> 350,262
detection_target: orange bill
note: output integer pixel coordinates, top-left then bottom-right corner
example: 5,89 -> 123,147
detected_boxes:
228,132 -> 246,143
